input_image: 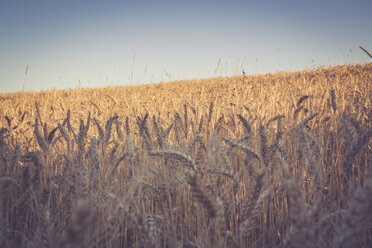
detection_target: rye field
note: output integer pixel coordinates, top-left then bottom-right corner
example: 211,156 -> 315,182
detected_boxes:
0,63 -> 371,248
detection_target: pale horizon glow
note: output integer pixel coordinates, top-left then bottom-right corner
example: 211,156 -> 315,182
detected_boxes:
1,0 -> 371,93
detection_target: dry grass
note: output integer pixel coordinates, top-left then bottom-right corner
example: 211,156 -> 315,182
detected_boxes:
0,63 -> 371,247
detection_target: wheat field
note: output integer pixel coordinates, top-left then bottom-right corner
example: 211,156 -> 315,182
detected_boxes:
0,63 -> 371,248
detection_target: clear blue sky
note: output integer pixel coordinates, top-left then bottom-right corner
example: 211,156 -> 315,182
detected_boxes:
1,0 -> 371,93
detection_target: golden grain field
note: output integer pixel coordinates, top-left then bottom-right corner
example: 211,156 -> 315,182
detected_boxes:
0,63 -> 371,248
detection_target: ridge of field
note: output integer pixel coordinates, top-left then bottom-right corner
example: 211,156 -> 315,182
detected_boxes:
0,62 -> 371,247
1,63 -> 371,132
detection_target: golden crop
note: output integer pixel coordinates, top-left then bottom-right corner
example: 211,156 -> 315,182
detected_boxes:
0,63 -> 371,247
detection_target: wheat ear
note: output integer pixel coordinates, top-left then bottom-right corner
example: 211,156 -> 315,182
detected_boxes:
187,172 -> 217,219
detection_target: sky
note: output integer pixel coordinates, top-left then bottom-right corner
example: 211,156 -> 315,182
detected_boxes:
0,0 -> 371,93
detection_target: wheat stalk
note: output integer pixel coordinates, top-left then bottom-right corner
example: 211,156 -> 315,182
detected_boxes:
359,46 -> 372,59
